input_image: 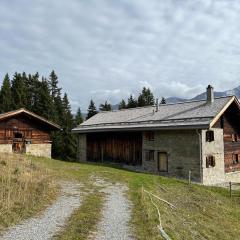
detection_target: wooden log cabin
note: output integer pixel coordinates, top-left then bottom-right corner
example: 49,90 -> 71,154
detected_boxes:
73,86 -> 240,185
0,108 -> 60,158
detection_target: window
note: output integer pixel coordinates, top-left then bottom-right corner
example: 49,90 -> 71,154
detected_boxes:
206,155 -> 215,168
158,152 -> 168,172
145,150 -> 154,161
206,130 -> 214,142
145,131 -> 154,141
232,133 -> 238,142
232,154 -> 239,164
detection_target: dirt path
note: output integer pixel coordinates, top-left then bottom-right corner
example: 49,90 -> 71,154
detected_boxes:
89,178 -> 134,240
0,182 -> 82,240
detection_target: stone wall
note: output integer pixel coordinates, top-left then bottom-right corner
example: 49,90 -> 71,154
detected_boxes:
142,130 -> 201,181
201,128 -> 225,185
25,144 -> 52,158
0,144 -> 12,154
225,172 -> 240,182
77,134 -> 87,162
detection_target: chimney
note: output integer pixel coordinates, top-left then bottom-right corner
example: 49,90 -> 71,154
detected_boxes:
206,85 -> 214,104
155,98 -> 159,112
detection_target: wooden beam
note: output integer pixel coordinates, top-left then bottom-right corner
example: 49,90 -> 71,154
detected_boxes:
210,96 -> 235,128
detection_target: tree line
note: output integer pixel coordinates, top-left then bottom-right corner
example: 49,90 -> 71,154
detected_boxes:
86,87 -> 166,119
0,71 -> 83,160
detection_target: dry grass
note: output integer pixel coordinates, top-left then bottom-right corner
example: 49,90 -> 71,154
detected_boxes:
0,153 -> 58,232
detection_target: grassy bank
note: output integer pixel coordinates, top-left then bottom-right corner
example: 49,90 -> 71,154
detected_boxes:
0,154 -> 58,233
32,156 -> 240,240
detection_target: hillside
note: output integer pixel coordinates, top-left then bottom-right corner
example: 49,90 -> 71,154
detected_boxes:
31,157 -> 240,240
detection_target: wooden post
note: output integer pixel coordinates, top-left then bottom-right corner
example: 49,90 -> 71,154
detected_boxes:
188,170 -> 191,185
229,181 -> 232,198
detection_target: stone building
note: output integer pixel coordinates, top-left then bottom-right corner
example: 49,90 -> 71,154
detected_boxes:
0,108 -> 60,158
73,86 -> 240,185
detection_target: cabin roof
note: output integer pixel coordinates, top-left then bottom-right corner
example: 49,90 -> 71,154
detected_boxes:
0,108 -> 60,130
73,96 -> 240,133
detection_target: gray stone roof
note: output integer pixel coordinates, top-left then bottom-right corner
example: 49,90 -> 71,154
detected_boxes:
73,96 -> 233,133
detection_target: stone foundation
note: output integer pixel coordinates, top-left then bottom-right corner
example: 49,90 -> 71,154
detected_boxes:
0,144 -> 12,154
26,144 -> 52,158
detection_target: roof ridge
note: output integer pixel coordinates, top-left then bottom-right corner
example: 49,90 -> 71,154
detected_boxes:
98,95 -> 234,114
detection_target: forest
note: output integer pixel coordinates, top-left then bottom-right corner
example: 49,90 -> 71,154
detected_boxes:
0,71 -> 164,160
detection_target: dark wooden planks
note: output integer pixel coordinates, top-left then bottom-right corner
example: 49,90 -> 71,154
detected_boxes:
87,132 -> 142,165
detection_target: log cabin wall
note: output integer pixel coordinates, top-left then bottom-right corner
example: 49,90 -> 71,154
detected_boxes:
213,102 -> 240,173
0,113 -> 51,145
86,132 -> 142,165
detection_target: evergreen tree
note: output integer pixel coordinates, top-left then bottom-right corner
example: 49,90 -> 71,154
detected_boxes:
160,97 -> 166,104
127,94 -> 137,108
99,101 -> 112,111
74,107 -> 83,126
61,93 -> 76,160
118,99 -> 126,110
137,87 -> 154,107
11,72 -> 27,109
87,100 -> 97,119
25,72 -> 39,111
0,74 -> 13,113
49,70 -> 61,99
33,78 -> 53,119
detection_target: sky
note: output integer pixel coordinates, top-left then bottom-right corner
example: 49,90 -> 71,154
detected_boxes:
1,0 -> 240,112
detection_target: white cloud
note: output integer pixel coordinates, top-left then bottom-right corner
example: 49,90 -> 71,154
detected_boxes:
1,0 -> 240,111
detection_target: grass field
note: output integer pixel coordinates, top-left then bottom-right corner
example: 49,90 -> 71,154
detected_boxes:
1,154 -> 240,240
0,154 -> 58,233
32,156 -> 240,240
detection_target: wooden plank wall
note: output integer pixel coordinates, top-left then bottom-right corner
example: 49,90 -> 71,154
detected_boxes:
0,114 -> 51,144
87,132 -> 142,165
214,102 -> 240,173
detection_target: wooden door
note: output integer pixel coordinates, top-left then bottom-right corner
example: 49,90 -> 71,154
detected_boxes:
158,152 -> 168,172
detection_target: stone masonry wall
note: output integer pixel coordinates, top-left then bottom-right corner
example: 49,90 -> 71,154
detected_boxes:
201,129 -> 225,185
142,130 -> 201,182
0,144 -> 12,154
25,144 -> 52,158
77,134 -> 87,162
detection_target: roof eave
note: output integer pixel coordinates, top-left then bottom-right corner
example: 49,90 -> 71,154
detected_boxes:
72,124 -> 209,134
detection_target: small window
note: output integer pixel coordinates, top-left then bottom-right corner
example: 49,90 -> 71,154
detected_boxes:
232,133 -> 238,142
232,154 -> 239,164
145,150 -> 154,161
206,130 -> 214,142
145,131 -> 154,141
206,155 -> 215,168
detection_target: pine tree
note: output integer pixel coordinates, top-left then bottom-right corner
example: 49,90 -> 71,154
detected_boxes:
160,97 -> 166,104
87,100 -> 97,119
11,72 -> 27,109
33,78 -> 53,119
118,99 -> 126,110
74,107 -> 83,126
127,95 -> 138,108
137,87 -> 154,107
0,74 -> 13,113
61,93 -> 76,160
49,70 -> 61,99
99,101 -> 112,111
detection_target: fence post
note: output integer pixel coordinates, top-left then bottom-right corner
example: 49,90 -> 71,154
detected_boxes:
229,181 -> 232,198
101,145 -> 104,163
188,170 -> 191,185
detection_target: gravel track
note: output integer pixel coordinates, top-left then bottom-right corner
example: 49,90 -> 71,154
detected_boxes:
0,181 -> 82,240
89,178 -> 134,240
